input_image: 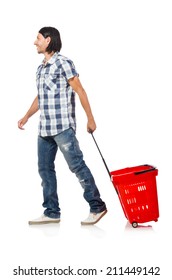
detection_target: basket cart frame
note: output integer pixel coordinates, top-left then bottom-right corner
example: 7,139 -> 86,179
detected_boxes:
91,133 -> 159,228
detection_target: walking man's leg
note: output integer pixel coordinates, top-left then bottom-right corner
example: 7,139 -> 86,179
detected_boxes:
29,136 -> 60,225
54,128 -> 107,225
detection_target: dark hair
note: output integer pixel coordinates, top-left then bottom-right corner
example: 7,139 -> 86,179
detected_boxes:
39,27 -> 62,53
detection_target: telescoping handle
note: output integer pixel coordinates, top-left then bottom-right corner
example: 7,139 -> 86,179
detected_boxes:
91,133 -> 111,179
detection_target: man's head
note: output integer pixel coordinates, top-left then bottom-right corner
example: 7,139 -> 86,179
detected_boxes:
34,27 -> 62,54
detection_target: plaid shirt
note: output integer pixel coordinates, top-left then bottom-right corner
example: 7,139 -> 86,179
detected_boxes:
36,52 -> 78,136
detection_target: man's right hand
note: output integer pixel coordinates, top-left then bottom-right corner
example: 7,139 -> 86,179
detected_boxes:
18,116 -> 28,130
18,96 -> 39,130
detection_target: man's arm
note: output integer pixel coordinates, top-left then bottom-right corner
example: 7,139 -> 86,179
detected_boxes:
18,96 -> 39,130
68,76 -> 96,133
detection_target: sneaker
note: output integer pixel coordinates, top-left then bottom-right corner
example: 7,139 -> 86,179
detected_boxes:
28,214 -> 60,225
81,209 -> 107,225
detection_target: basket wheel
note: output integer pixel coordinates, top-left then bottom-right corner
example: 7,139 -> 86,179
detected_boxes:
132,222 -> 138,228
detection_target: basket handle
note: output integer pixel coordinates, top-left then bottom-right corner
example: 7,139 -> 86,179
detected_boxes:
91,133 -> 111,179
91,133 -> 119,195
134,166 -> 156,175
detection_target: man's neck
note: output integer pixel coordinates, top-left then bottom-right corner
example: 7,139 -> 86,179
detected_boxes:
44,51 -> 55,64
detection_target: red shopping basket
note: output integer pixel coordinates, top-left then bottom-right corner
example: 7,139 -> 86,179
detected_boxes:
91,133 -> 159,228
111,165 -> 159,227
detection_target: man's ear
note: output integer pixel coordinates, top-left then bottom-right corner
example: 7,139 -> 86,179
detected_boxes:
46,36 -> 51,44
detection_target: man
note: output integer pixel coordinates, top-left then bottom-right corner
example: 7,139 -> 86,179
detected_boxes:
18,27 -> 107,225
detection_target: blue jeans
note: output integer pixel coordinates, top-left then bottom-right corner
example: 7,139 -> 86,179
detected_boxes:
38,128 -> 106,218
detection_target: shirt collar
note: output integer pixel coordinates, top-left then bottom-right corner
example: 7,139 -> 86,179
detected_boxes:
42,52 -> 59,66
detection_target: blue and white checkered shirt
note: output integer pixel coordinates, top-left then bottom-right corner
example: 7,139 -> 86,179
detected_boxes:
36,52 -> 78,136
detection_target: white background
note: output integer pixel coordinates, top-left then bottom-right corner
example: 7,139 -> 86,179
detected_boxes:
1,0 -> 171,279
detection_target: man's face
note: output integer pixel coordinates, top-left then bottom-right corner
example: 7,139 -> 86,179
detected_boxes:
34,33 -> 50,54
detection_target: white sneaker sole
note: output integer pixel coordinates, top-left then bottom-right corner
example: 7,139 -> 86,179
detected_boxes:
28,219 -> 60,225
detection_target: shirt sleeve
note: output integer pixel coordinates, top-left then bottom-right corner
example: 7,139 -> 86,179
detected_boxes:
61,59 -> 79,81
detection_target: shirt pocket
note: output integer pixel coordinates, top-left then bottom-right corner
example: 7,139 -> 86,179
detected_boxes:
44,74 -> 62,91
